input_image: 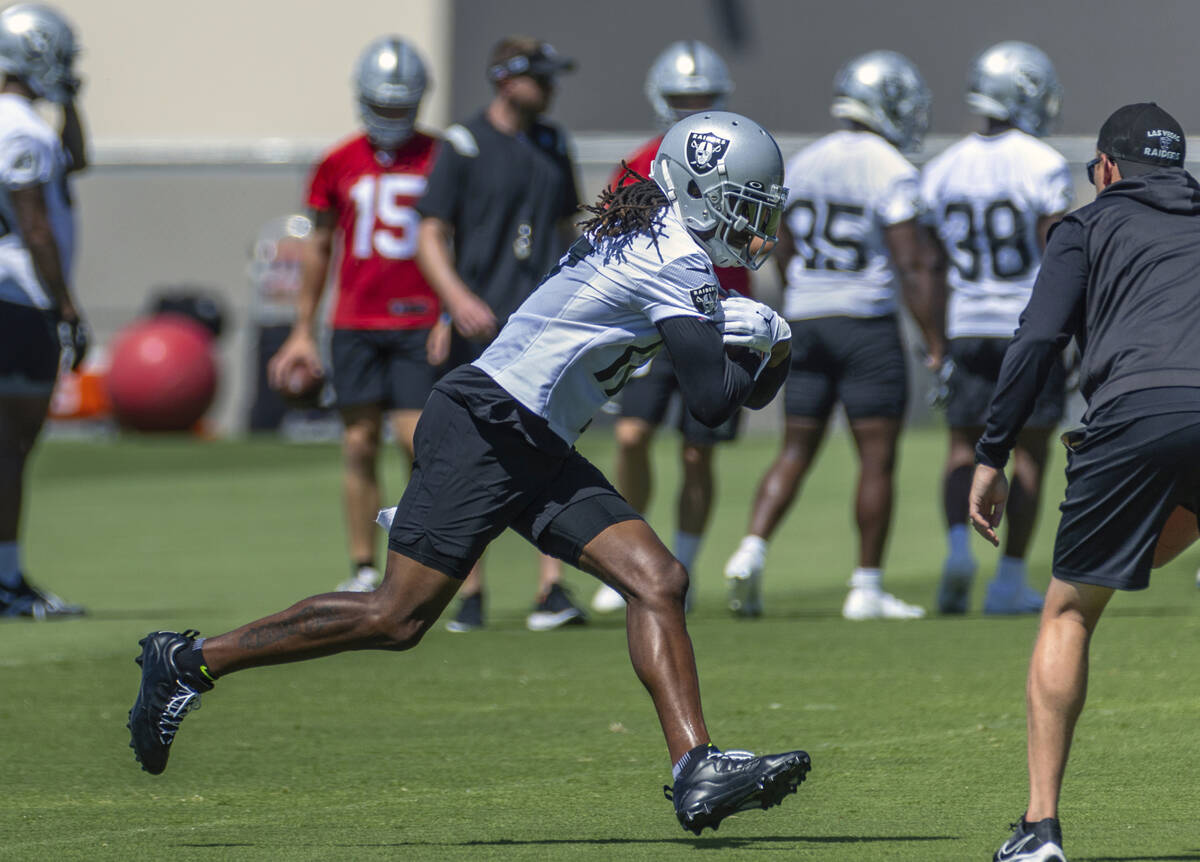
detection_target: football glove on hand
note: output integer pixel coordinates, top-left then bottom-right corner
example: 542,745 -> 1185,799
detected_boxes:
720,296 -> 791,356
57,314 -> 89,372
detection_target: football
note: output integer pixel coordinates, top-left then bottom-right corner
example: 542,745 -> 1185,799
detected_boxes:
275,364 -> 324,409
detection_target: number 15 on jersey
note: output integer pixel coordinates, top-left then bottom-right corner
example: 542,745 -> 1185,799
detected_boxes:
348,173 -> 426,261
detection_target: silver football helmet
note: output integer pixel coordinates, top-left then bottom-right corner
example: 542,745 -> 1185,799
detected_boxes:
967,41 -> 1062,138
831,50 -> 931,152
0,4 -> 78,104
354,36 -> 427,148
645,40 -> 734,126
651,111 -> 787,270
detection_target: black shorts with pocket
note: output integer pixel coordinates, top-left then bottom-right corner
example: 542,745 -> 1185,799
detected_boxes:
619,351 -> 741,445
0,299 -> 59,395
331,328 -> 435,411
387,366 -> 642,578
1053,405 -> 1200,591
783,315 -> 908,421
946,337 -> 1066,429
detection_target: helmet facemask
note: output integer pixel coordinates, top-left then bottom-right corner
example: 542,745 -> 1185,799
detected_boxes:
358,99 -> 418,149
703,176 -> 787,270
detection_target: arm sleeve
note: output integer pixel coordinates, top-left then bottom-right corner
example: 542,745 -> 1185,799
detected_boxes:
416,138 -> 467,223
0,134 -> 53,190
640,254 -> 721,324
657,315 -> 758,428
876,168 -> 922,226
304,154 -> 335,212
1037,159 -> 1075,216
744,356 -> 790,409
976,218 -> 1088,468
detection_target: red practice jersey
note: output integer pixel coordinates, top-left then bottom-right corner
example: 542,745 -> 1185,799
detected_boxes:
307,132 -> 440,330
610,136 -> 752,298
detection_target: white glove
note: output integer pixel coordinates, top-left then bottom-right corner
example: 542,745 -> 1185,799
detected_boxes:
719,295 -> 791,355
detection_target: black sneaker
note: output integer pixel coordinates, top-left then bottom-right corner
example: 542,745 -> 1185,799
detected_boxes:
445,592 -> 484,632
0,576 -> 85,619
127,630 -> 213,775
526,583 -> 587,631
993,816 -> 1066,861
664,746 -> 811,835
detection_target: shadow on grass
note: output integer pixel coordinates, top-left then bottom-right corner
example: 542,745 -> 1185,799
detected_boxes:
177,835 -> 956,850
1077,855 -> 1200,861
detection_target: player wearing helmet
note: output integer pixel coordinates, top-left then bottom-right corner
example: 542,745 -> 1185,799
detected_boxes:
921,42 -> 1072,615
724,51 -> 944,620
129,112 -> 811,836
593,41 -> 748,617
0,3 -> 88,618
268,37 -> 440,595
416,36 -> 586,633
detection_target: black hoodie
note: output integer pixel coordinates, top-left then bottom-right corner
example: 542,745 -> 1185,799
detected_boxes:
977,169 -> 1200,468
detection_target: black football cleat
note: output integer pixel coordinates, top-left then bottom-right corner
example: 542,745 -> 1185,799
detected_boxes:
127,630 -> 212,775
664,747 -> 811,835
993,816 -> 1066,861
0,576 -> 85,619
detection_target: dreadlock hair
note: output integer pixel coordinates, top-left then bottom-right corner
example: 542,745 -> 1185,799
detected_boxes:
577,162 -> 669,253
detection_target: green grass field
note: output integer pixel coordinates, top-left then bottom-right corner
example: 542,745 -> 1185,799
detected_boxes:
4,427 -> 1198,861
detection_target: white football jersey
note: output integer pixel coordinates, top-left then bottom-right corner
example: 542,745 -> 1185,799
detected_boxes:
780,130 -> 921,320
0,93 -> 75,309
920,129 -> 1072,338
475,206 -> 722,445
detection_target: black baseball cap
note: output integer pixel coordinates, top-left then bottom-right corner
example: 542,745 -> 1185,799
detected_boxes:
1096,102 -> 1186,171
488,37 -> 576,82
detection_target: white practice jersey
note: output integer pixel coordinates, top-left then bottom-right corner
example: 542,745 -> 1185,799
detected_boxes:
475,207 -> 722,445
781,130 -> 921,320
0,94 -> 74,309
920,129 -> 1072,338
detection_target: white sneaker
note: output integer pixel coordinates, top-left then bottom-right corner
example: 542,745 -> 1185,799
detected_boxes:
842,587 -> 925,620
983,578 -> 1044,615
591,584 -> 627,613
336,568 -> 381,593
936,554 -> 977,615
724,540 -> 765,617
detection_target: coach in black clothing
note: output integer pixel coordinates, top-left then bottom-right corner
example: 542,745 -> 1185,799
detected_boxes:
969,103 -> 1200,855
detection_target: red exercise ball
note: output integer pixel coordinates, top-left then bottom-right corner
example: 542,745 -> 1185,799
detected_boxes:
106,315 -> 217,432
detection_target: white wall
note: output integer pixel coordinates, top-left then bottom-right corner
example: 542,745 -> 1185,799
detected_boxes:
54,0 -> 451,142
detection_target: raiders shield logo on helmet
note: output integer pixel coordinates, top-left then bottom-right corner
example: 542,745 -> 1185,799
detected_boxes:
686,131 -> 730,175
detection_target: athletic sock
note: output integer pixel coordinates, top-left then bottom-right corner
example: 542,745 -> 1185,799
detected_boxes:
849,567 -> 882,592
175,638 -> 218,685
673,742 -> 719,780
673,531 -> 702,572
0,542 -> 21,589
994,555 -> 1027,585
946,524 -> 971,560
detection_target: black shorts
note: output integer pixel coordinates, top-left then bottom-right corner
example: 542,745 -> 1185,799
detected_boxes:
1053,411 -> 1200,591
387,373 -> 643,578
784,315 -> 908,421
0,299 -> 59,395
330,328 -> 434,411
619,352 -> 741,445
946,337 -> 1065,429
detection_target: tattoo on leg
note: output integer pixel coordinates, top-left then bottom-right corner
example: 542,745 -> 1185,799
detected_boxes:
237,603 -> 350,650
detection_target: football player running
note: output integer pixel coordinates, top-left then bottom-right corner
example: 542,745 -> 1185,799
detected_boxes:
268,37 -> 440,594
921,42 -> 1072,615
724,51 -> 944,619
593,40 -> 749,617
0,3 -> 88,619
128,112 -> 812,835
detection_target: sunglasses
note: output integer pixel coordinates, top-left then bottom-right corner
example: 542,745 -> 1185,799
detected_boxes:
1086,156 -> 1102,184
